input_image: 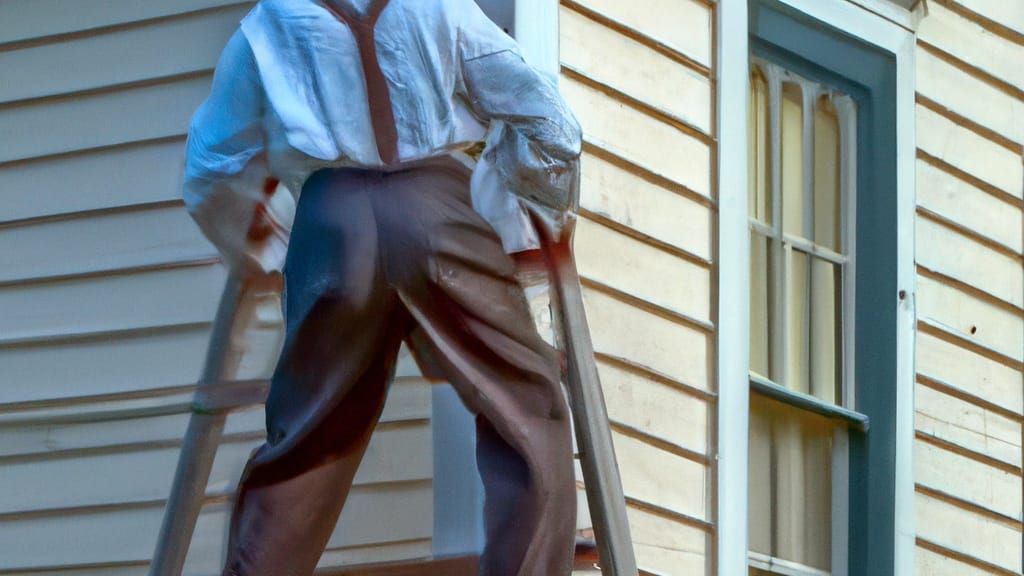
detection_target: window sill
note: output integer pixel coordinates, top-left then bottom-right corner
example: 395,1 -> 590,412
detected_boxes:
749,551 -> 832,576
749,373 -> 870,432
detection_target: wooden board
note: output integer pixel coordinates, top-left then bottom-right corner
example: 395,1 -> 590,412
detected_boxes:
915,439 -> 1022,520
915,47 -> 1024,146
916,331 -> 1023,416
916,159 -> 1023,255
574,216 -> 711,324
916,216 -> 1024,309
914,492 -> 1023,573
612,430 -> 707,521
579,151 -> 712,261
917,2 -> 1024,93
583,286 -> 711,392
561,75 -> 712,199
565,0 -> 712,69
916,274 -> 1024,363
625,506 -> 708,576
916,104 -> 1023,199
597,359 -> 709,456
560,5 -> 712,134
915,383 -> 1022,469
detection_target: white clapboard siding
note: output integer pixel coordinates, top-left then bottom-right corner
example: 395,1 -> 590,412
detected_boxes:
916,159 -> 1023,255
565,0 -> 712,69
559,5 -> 712,134
0,6 -> 246,104
917,2 -> 1024,94
0,2 -> 437,571
0,0 -> 251,45
561,1 -> 715,572
0,206 -> 215,283
916,104 -> 1024,200
0,264 -> 226,342
561,74 -> 712,199
0,139 -> 187,224
916,545 -> 1001,576
579,151 -> 713,261
0,74 -> 209,164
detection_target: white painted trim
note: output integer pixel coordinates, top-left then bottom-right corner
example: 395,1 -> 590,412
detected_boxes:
515,0 -> 560,80
715,2 -> 751,576
720,1 -> 916,575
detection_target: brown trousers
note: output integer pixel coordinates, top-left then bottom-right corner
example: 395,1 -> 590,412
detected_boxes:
223,163 -> 576,576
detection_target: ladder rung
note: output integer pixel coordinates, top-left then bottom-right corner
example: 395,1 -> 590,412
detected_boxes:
192,379 -> 270,414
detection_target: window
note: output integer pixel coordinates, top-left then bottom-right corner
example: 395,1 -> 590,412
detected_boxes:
747,56 -> 859,576
734,1 -> 908,575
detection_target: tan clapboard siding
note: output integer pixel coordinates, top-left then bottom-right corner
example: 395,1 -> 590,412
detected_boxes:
579,150 -> 713,261
915,49 -> 1024,149
916,383 -> 1022,470
916,216 -> 1024,310
0,5 -> 246,104
562,0 -> 712,70
917,2 -> 1024,95
0,0 -> 250,45
915,493 -> 1022,573
916,159 -> 1023,255
560,1 -> 715,573
915,15 -> 1024,572
915,104 -> 1023,200
915,439 -> 1022,521
916,274 -> 1024,364
0,3 -> 437,571
559,4 -> 712,135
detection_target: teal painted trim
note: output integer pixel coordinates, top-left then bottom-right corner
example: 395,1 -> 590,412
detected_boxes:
749,375 -> 870,432
749,2 -> 900,576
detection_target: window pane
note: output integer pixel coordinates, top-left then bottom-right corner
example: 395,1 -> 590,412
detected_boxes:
810,258 -> 842,405
781,82 -> 804,237
749,394 -> 833,572
750,231 -> 771,378
750,67 -> 771,224
814,95 -> 841,251
787,249 -> 809,394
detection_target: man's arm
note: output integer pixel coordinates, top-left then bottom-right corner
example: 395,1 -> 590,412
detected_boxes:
455,0 -> 582,234
183,30 -> 289,274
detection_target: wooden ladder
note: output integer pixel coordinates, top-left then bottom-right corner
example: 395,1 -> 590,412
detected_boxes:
149,224 -> 638,576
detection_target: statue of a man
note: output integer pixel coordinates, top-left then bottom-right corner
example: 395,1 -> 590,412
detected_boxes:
182,1 -> 582,574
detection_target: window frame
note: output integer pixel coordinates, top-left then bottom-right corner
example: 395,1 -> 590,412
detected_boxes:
715,1 -> 917,576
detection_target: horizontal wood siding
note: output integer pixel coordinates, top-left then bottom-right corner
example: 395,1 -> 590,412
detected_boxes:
914,3 -> 1024,574
0,4 -> 435,573
560,0 -> 716,573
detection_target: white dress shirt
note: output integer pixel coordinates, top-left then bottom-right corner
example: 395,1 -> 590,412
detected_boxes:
183,0 -> 581,271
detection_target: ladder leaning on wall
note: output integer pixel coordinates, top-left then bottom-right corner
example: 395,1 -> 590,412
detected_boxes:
148,216 -> 639,576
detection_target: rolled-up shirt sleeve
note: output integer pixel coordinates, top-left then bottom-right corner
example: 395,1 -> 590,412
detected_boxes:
183,29 -> 273,269
456,1 -> 582,216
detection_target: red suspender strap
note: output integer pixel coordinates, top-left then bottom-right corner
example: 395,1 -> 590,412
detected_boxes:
320,0 -> 399,166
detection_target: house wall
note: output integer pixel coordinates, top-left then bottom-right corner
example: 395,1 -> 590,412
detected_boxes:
912,2 -> 1024,575
558,1 -> 718,573
0,1 -> 434,573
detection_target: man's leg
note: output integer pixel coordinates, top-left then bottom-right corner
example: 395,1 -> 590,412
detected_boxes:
372,167 -> 577,576
223,172 -> 411,576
